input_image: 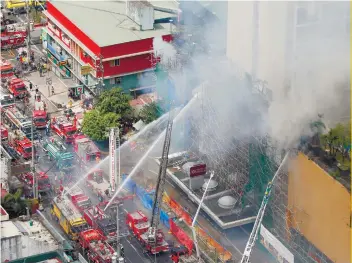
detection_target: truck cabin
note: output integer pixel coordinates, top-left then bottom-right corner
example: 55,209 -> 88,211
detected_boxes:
79,229 -> 104,248
20,123 -> 38,140
37,172 -> 51,192
126,211 -> 150,235
17,138 -> 33,159
96,218 -> 117,237
70,219 -> 89,234
0,61 -> 14,79
88,169 -> 103,183
74,195 -> 91,211
0,94 -> 14,108
33,110 -> 47,127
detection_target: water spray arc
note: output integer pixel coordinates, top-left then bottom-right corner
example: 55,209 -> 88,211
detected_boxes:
104,92 -> 200,211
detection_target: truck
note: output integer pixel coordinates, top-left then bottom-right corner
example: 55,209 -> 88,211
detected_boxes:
7,131 -> 33,159
5,78 -> 28,98
0,94 -> 15,110
83,205 -> 118,245
1,123 -> 8,139
51,195 -> 89,240
43,136 -> 74,172
18,171 -> 51,193
74,135 -> 101,167
0,59 -> 14,80
51,116 -> 77,144
126,210 -> 169,254
66,185 -> 91,212
78,229 -> 116,263
33,100 -> 47,128
86,169 -> 134,202
2,106 -> 39,140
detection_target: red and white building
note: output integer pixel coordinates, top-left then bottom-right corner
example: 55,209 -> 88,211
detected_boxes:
42,1 -> 176,96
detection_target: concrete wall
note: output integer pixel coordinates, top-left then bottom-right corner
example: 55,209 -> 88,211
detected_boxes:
226,2 -> 291,92
288,153 -> 351,263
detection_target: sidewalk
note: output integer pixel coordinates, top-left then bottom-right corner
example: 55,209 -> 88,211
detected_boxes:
23,70 -> 81,115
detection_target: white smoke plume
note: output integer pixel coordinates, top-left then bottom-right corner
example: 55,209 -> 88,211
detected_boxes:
154,1 -> 350,151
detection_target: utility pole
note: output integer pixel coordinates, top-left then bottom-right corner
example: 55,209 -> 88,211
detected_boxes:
25,0 -> 32,58
31,116 -> 37,199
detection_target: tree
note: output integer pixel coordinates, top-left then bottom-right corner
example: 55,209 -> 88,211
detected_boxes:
139,102 -> 163,124
2,189 -> 27,217
82,110 -> 120,141
96,88 -> 132,116
310,114 -> 326,146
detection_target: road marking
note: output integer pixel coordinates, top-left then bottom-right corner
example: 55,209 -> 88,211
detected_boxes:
126,239 -> 145,261
123,208 -> 128,213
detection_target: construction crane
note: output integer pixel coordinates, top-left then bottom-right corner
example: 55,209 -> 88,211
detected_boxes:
147,109 -> 174,247
240,152 -> 289,263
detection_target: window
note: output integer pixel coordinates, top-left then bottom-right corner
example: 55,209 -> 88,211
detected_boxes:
109,77 -> 121,85
110,59 -> 120,67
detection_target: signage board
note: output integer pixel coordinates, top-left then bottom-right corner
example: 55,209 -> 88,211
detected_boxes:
109,129 -> 116,192
81,65 -> 92,76
190,164 -> 206,177
260,225 -> 294,263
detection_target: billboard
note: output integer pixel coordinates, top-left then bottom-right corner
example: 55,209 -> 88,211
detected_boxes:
109,129 -> 116,192
190,164 -> 206,177
260,225 -> 294,263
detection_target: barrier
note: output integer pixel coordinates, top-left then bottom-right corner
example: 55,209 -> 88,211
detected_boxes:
122,174 -> 232,262
169,219 -> 193,255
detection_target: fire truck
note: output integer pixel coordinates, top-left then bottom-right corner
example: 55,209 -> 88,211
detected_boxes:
51,195 -> 89,240
0,94 -> 15,110
43,136 -> 74,171
18,171 -> 51,193
2,106 -> 39,140
33,100 -> 47,128
74,135 -> 101,167
5,78 -> 28,98
79,229 -> 117,263
1,32 -> 26,50
0,59 -> 14,80
51,116 -> 77,144
65,185 -> 91,212
86,169 -> 134,202
1,123 -> 8,139
126,210 -> 169,254
83,204 -> 118,245
7,131 -> 33,159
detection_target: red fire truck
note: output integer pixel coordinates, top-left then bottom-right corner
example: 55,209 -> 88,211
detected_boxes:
83,205 -> 118,245
66,185 -> 91,212
51,116 -> 77,144
18,171 -> 51,193
1,124 -> 8,140
79,229 -> 116,263
8,131 -> 33,159
5,78 -> 28,98
1,32 -> 26,50
33,100 -> 47,128
0,60 -> 14,80
126,210 -> 169,254
74,135 -> 101,166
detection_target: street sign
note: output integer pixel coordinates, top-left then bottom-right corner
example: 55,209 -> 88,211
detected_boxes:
190,163 -> 206,177
81,65 -> 92,76
59,61 -> 67,66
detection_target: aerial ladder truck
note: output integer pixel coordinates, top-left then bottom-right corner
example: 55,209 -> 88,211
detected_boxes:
145,111 -> 174,254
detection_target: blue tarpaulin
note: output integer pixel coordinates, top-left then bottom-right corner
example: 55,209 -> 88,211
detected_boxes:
121,174 -> 171,229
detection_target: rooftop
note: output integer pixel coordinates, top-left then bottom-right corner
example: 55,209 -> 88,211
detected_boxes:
50,1 -> 174,47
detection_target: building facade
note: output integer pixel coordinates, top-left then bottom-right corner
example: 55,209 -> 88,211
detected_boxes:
226,1 -> 349,93
42,1 -> 175,96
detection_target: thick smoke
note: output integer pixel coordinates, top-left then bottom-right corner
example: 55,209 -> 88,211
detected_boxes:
153,1 -> 350,152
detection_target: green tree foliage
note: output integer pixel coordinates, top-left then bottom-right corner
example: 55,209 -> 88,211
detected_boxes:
310,114 -> 326,146
139,102 -> 163,124
82,110 -> 120,140
96,88 -> 132,116
2,189 -> 27,217
320,121 -> 351,170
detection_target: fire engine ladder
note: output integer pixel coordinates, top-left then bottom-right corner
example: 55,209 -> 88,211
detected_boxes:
240,152 -> 289,263
148,109 -> 174,244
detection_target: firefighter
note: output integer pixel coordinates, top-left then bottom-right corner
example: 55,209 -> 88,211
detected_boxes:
29,81 -> 33,91
51,86 -> 55,96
